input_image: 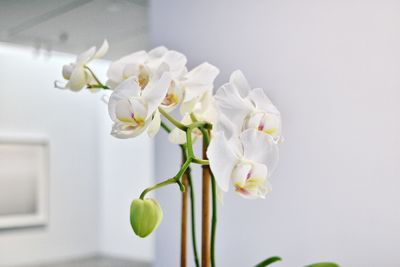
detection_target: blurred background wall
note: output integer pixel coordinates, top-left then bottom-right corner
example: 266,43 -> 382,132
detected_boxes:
0,42 -> 154,266
0,44 -> 101,266
150,1 -> 400,266
0,1 -> 154,266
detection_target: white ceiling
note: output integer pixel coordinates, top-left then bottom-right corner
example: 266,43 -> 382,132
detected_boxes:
0,0 -> 149,59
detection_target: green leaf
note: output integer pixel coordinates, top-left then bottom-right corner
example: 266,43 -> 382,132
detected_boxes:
254,256 -> 282,267
305,262 -> 340,267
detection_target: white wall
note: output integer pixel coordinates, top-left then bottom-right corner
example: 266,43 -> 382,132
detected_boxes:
0,43 -> 155,265
150,1 -> 400,267
0,44 -> 101,266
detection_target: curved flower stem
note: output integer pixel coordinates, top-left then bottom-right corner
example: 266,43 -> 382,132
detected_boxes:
139,158 -> 190,199
190,113 -> 198,122
159,108 -> 188,131
177,144 -> 200,267
187,168 -> 200,267
84,66 -> 110,89
186,122 -> 212,165
139,177 -> 178,200
201,128 -> 217,267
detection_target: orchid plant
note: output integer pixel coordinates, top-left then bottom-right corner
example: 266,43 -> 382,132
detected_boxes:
55,40 -> 339,267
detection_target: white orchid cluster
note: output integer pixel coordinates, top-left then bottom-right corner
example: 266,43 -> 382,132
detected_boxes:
56,40 -> 282,200
56,41 -> 342,267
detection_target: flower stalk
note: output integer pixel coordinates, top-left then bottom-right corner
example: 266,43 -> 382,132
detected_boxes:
201,128 -> 217,267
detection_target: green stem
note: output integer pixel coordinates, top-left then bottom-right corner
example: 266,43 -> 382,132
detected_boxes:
210,171 -> 217,267
176,159 -> 192,183
187,168 -> 200,267
87,84 -> 109,89
192,157 -> 209,165
179,145 -> 200,267
159,108 -> 188,131
84,66 -> 110,89
201,128 -> 217,267
190,113 -> 198,122
185,121 -> 212,165
139,177 -> 177,199
160,120 -> 172,133
139,158 -> 190,199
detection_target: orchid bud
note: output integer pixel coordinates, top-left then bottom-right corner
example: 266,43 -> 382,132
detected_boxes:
130,198 -> 163,238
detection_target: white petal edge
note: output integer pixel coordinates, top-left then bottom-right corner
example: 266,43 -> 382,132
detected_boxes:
108,77 -> 141,122
147,109 -> 161,138
247,88 -> 280,115
94,39 -> 109,59
142,72 -> 171,119
230,70 -> 251,98
111,120 -> 150,139
207,132 -> 238,192
67,66 -> 86,91
214,82 -> 253,128
240,129 -> 279,175
77,46 -> 96,64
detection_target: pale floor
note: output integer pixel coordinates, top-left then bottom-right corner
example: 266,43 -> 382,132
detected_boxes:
17,256 -> 150,267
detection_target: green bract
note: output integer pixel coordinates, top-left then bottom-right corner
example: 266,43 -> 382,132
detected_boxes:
130,198 -> 163,238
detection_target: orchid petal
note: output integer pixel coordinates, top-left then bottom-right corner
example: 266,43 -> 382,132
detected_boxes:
148,46 -> 168,58
77,46 -> 96,64
163,50 -> 187,73
94,39 -> 109,59
107,50 -> 148,86
111,120 -> 150,139
115,99 -> 135,123
247,88 -> 280,115
62,63 -> 74,80
214,113 -> 237,140
147,109 -> 161,138
108,77 -> 141,121
233,162 -> 271,199
214,82 -> 252,128
207,132 -> 238,192
67,65 -> 87,91
240,129 -> 279,175
230,70 -> 251,98
183,62 -> 219,102
142,72 -> 171,118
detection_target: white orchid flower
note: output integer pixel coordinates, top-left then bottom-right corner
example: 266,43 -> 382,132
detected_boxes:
207,129 -> 279,199
108,73 -> 171,139
107,46 -> 187,112
168,92 -> 218,145
179,62 -> 220,115
58,40 -> 108,91
214,70 -> 282,142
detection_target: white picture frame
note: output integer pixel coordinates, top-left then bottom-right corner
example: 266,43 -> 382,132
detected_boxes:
0,134 -> 49,229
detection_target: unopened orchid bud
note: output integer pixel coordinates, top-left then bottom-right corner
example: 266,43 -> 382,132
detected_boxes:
130,198 -> 163,238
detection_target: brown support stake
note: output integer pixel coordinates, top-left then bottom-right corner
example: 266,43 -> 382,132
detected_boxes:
202,138 -> 211,267
180,153 -> 189,267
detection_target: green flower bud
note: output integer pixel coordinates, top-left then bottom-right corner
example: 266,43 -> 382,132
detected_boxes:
130,198 -> 163,238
